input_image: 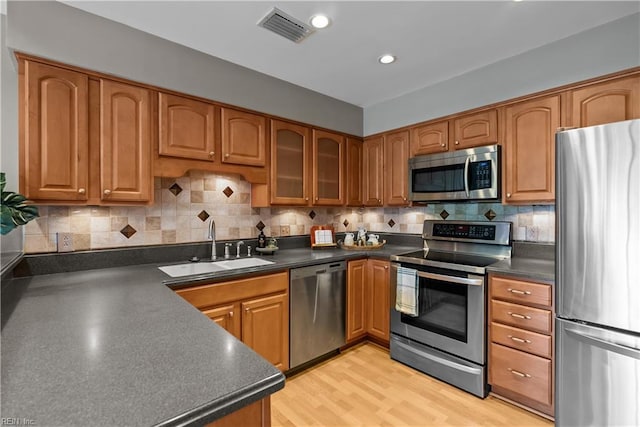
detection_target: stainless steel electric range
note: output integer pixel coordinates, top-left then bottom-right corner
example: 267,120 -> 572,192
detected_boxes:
390,220 -> 512,398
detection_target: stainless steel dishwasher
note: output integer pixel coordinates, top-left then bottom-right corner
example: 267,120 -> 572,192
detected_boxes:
290,261 -> 346,369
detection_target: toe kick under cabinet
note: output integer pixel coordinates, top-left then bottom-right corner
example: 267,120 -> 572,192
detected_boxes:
488,274 -> 554,419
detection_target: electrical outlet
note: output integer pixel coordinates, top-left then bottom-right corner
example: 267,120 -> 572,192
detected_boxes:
57,233 -> 74,252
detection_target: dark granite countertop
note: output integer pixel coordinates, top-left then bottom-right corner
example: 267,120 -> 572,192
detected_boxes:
486,242 -> 555,284
1,243 -> 416,427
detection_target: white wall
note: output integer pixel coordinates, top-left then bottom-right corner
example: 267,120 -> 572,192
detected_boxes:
6,1 -> 363,136
364,13 -> 640,136
1,11 -> 24,268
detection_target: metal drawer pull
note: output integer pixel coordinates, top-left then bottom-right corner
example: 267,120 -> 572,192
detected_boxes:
508,335 -> 531,344
508,288 -> 531,295
417,271 -> 483,286
508,368 -> 531,378
508,312 -> 531,320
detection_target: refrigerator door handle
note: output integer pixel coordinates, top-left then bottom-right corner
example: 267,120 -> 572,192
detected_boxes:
565,327 -> 640,360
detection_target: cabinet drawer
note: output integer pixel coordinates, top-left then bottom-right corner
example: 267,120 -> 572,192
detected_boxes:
490,322 -> 552,358
490,276 -> 552,307
490,343 -> 552,406
491,300 -> 552,334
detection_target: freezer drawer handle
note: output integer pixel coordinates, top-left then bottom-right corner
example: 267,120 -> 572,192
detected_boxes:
508,288 -> 531,295
508,335 -> 531,344
565,328 -> 640,360
417,271 -> 483,286
508,312 -> 531,320
508,368 -> 531,378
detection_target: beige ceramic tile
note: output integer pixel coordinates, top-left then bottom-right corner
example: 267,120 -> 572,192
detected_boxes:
91,232 -> 111,249
71,217 -> 90,234
48,216 -> 71,233
162,230 -> 177,244
73,234 -> 91,251
111,217 -> 128,232
91,217 -> 111,233
146,217 -> 161,231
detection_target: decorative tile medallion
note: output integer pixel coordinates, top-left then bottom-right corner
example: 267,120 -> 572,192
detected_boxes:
484,209 -> 497,221
197,210 -> 210,222
256,221 -> 266,231
439,209 -> 450,220
343,219 -> 349,227
222,186 -> 234,198
120,224 -> 137,239
388,219 -> 396,228
308,210 -> 316,220
169,183 -> 182,196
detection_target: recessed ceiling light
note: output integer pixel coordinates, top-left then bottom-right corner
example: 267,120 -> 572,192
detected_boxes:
378,54 -> 396,64
310,14 -> 330,29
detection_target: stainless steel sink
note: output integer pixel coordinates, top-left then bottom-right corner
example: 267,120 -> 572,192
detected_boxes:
159,257 -> 275,278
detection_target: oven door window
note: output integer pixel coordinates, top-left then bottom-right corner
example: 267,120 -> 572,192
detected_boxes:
411,164 -> 464,193
401,275 -> 468,342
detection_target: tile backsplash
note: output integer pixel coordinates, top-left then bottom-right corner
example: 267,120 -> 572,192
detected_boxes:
24,171 -> 555,253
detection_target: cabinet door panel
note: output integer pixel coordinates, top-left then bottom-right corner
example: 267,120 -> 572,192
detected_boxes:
453,110 -> 498,149
313,130 -> 344,205
367,259 -> 390,343
270,120 -> 310,205
159,93 -> 216,161
410,121 -> 449,156
347,260 -> 367,342
100,80 -> 152,202
570,76 -> 639,127
221,107 -> 266,167
363,136 -> 384,206
22,60 -> 89,201
504,95 -> 559,203
345,138 -> 363,206
384,130 -> 410,206
242,293 -> 289,371
203,303 -> 242,340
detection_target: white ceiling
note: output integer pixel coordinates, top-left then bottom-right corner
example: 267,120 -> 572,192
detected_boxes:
61,1 -> 639,107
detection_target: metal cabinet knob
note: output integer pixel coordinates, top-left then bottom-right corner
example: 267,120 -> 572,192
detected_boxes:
103,189 -> 111,196
507,193 -> 512,198
305,197 -> 309,201
441,143 -> 445,147
229,311 -> 233,318
208,151 -> 215,158
225,153 -> 230,158
455,140 -> 460,145
78,188 -> 86,194
316,197 -> 319,201
384,266 -> 389,269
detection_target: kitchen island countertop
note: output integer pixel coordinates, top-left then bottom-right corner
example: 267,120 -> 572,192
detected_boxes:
1,243 -> 415,426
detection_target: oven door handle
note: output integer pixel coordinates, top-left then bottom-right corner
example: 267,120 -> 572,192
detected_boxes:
463,156 -> 471,198
417,271 -> 483,286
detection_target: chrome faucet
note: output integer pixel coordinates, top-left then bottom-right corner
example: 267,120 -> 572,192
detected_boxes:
208,219 -> 217,261
236,240 -> 245,258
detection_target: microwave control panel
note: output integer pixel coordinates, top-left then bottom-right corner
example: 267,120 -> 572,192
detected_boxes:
469,160 -> 492,190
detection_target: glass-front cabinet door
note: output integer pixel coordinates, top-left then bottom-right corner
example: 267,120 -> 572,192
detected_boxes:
312,130 -> 345,205
270,120 -> 311,205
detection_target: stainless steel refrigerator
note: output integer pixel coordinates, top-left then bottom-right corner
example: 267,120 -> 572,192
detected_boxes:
556,119 -> 640,426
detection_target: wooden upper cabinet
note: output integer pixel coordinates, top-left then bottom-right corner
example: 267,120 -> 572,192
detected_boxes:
221,107 -> 266,167
384,130 -> 410,206
345,138 -> 363,206
21,60 -> 89,201
503,95 -> 560,204
363,136 -> 384,206
312,129 -> 345,205
453,109 -> 498,150
159,92 -> 216,161
410,120 -> 449,156
99,79 -> 152,202
270,120 -> 310,205
570,75 -> 640,127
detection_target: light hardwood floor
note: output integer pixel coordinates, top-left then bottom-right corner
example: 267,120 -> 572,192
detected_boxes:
272,343 -> 553,427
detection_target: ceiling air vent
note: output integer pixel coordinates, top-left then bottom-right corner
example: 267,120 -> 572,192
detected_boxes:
258,7 -> 314,43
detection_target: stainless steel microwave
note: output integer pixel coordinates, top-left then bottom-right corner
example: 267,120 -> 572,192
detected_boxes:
408,144 -> 500,202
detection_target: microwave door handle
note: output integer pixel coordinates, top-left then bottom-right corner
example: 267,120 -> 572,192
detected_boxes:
463,156 -> 470,197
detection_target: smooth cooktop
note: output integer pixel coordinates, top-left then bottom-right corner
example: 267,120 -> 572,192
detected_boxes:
395,250 -> 501,268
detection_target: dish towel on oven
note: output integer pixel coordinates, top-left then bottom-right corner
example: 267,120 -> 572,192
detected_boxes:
395,266 -> 419,316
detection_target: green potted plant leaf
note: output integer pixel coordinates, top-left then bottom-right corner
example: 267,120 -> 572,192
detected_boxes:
1,172 -> 39,235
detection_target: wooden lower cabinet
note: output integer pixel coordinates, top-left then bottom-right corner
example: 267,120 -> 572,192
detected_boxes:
488,274 -> 554,418
347,259 -> 390,345
242,293 -> 289,371
208,397 -> 271,427
176,271 -> 289,372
